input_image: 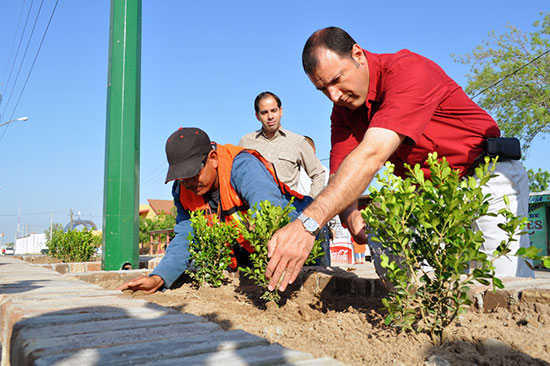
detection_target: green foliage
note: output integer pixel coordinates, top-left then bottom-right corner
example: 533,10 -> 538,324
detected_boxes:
186,211 -> 238,287
238,199 -> 324,305
527,167 -> 550,192
44,223 -> 63,241
362,153 -> 550,344
453,12 -> 550,155
139,210 -> 176,245
47,228 -> 101,262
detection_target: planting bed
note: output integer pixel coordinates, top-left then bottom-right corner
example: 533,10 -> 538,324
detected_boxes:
100,267 -> 550,366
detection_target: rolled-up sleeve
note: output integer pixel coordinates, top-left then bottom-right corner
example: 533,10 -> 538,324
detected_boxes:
299,138 -> 326,197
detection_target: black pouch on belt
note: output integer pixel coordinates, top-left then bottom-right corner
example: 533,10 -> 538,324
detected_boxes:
486,137 -> 521,160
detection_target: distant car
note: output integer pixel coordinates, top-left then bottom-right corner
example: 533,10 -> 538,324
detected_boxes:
2,247 -> 15,255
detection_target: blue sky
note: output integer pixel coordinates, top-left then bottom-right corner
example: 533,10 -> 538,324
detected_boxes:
0,1 -> 548,242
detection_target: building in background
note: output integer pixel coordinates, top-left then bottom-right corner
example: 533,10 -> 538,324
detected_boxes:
528,191 -> 550,267
139,199 -> 175,220
15,233 -> 47,255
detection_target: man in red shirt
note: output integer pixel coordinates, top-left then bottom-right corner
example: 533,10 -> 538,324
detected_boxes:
266,27 -> 532,292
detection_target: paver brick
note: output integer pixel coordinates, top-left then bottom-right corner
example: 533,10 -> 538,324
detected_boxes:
137,343 -> 314,366
11,304 -> 176,330
14,312 -> 206,340
67,269 -> 150,286
85,262 -> 101,272
52,263 -> 70,274
15,320 -> 221,362
482,290 -> 512,312
32,329 -> 268,366
521,289 -> 550,304
291,357 -> 349,365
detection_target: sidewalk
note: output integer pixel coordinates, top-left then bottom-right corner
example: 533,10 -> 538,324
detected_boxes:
0,256 -> 346,366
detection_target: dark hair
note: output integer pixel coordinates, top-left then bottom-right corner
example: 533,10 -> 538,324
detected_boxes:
304,135 -> 315,149
302,27 -> 357,75
254,91 -> 282,113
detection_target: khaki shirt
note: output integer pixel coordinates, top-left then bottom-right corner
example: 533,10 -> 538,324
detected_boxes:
238,128 -> 326,197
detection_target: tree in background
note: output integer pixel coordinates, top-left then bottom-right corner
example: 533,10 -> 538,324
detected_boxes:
453,12 -> 550,191
44,223 -> 64,241
528,168 -> 550,192
138,208 -> 176,248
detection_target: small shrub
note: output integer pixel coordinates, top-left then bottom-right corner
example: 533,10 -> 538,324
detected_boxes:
361,153 -> 550,344
47,228 -> 101,262
186,211 -> 238,287
238,200 -> 324,304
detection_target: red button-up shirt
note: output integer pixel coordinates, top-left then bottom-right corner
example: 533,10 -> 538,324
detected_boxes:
330,49 -> 500,179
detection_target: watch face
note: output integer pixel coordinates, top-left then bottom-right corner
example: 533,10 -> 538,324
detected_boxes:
299,214 -> 319,235
304,218 -> 317,232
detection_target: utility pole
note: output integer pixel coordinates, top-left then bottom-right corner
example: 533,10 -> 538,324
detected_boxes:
102,0 -> 142,270
17,205 -> 21,239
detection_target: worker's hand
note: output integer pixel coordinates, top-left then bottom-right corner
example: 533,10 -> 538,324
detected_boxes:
342,209 -> 368,244
266,220 -> 315,292
116,275 -> 164,294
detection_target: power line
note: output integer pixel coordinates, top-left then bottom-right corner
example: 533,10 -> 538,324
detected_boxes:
0,0 -> 59,144
1,0 -> 45,118
0,210 -> 65,217
0,0 -> 34,99
0,0 -> 28,94
472,48 -> 550,99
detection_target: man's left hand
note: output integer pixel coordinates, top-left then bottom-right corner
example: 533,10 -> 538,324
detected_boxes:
266,219 -> 315,292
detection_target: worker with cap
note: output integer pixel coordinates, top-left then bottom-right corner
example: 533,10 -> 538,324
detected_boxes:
118,127 -> 330,294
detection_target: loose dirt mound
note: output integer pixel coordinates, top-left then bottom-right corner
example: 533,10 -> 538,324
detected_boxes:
106,268 -> 550,366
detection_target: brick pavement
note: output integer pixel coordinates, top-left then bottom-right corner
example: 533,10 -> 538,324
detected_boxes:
0,256 -> 347,366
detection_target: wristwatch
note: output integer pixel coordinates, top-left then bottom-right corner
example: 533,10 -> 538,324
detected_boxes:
297,213 -> 321,236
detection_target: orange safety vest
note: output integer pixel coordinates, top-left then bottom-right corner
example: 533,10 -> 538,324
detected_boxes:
178,143 -> 304,254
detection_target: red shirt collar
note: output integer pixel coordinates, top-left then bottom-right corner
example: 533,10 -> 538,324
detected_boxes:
363,49 -> 381,110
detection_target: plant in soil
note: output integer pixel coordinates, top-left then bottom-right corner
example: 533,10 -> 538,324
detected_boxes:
361,153 -> 550,344
238,199 -> 324,305
46,227 -> 101,262
186,210 -> 238,287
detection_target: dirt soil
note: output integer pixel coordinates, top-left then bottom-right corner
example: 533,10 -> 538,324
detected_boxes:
95,267 -> 550,366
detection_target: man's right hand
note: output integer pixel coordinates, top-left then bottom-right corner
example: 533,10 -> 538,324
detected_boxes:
116,275 -> 164,294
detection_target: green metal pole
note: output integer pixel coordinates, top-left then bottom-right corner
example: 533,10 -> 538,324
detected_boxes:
102,0 -> 142,270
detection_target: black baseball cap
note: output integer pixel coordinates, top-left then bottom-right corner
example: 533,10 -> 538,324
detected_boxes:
165,127 -> 213,183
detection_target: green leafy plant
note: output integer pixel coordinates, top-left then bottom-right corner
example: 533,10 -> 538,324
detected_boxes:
453,12 -> 550,155
186,211 -> 238,287
139,209 -> 176,246
361,153 -> 550,344
527,167 -> 550,192
44,223 -> 63,241
238,199 -> 324,304
47,228 -> 101,262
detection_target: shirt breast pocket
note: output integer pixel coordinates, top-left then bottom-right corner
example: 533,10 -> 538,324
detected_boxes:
277,152 -> 297,165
